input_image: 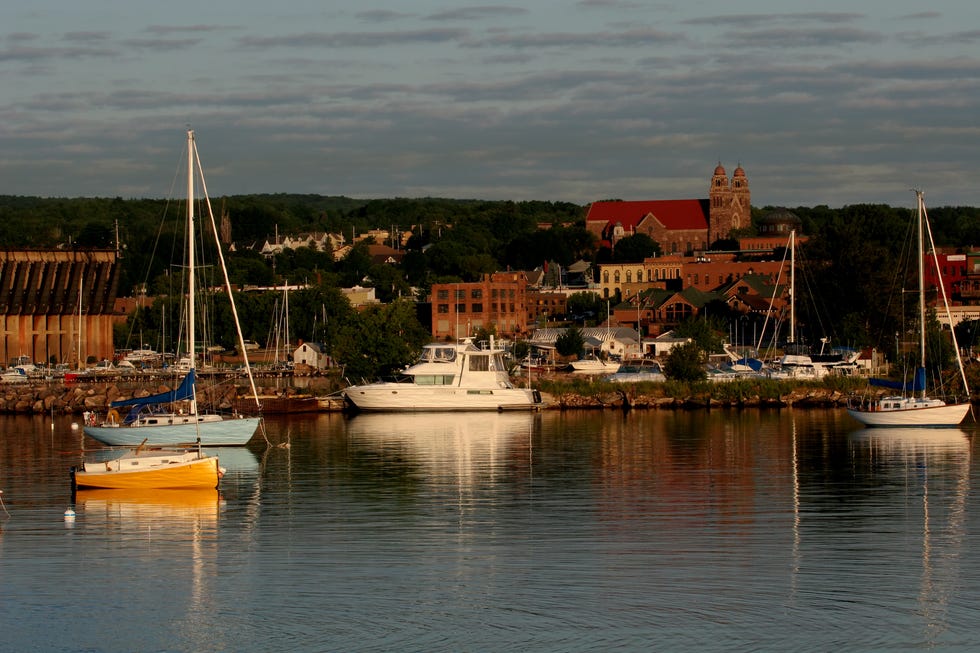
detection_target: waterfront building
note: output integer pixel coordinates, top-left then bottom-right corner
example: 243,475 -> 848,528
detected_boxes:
0,249 -> 121,366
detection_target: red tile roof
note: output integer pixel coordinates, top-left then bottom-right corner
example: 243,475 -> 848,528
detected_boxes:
586,199 -> 709,232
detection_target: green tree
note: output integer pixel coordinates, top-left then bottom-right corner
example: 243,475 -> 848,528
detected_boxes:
673,316 -> 725,354
333,300 -> 429,379
555,327 -> 585,357
612,233 -> 659,262
663,341 -> 707,381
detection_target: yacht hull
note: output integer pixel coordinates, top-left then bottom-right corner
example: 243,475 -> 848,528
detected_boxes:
343,384 -> 542,412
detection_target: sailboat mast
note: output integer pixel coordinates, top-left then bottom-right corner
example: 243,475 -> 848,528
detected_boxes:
916,190 -> 927,399
789,229 -> 795,345
187,130 -> 197,412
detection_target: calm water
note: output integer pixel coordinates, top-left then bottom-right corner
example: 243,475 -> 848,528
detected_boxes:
1,408 -> 979,652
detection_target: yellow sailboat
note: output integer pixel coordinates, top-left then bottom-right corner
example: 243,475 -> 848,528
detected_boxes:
71,441 -> 222,490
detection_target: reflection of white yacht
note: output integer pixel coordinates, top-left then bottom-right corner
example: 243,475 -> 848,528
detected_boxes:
343,338 -> 544,412
344,411 -> 536,486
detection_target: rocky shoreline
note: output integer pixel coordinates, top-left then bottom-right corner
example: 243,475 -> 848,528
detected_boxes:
0,378 -> 870,415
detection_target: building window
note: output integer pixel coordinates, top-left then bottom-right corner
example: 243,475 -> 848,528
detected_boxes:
614,271 -> 621,283
603,271 -> 609,283
471,289 -> 482,299
437,289 -> 449,300
626,270 -> 632,283
456,304 -> 465,313
455,289 -> 466,299
472,303 -> 483,313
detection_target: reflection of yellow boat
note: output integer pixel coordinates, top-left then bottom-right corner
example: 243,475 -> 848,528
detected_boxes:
71,445 -> 221,490
74,488 -> 221,526
75,488 -> 220,511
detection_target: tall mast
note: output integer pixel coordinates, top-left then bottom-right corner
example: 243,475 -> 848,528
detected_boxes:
788,230 -> 795,345
916,190 -> 927,398
187,130 -> 197,412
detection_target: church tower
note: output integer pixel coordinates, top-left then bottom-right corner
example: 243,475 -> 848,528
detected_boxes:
708,163 -> 750,244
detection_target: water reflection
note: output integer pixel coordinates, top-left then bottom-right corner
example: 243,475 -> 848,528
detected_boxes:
2,411 -> 980,651
344,411 -> 537,491
847,428 -> 971,646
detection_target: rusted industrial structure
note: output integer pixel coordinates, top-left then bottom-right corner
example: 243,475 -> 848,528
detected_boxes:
0,249 -> 120,367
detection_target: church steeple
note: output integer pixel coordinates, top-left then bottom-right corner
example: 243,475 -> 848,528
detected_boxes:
707,163 -> 750,245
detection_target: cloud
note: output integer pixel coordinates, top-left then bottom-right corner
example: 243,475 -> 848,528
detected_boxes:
426,6 -> 529,21
237,28 -> 468,49
467,27 -> 686,49
355,10 -> 414,23
722,26 -> 883,49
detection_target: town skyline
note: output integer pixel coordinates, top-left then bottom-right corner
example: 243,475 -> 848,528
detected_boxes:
3,2 -> 980,208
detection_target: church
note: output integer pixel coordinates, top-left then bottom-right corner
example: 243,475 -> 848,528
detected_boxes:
585,164 -> 751,255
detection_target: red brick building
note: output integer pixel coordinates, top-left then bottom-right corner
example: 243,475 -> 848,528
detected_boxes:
430,272 -> 528,340
585,164 -> 751,255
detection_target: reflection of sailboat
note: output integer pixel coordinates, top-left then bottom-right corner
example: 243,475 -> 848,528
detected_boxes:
74,488 -> 221,528
847,191 -> 971,427
84,130 -> 262,446
849,427 -> 970,645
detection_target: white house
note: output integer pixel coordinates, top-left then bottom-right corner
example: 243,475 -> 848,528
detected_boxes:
649,330 -> 691,357
292,342 -> 331,370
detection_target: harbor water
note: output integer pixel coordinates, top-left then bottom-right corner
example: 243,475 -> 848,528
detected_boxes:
1,409 -> 979,652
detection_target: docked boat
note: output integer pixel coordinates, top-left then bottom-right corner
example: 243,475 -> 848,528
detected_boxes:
343,338 -> 544,412
604,360 -> 665,383
569,356 -> 619,373
70,442 -> 222,490
83,131 -> 262,447
847,191 -> 972,428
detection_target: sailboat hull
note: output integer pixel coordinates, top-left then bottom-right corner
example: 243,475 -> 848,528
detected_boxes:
846,401 -> 971,428
84,416 -> 261,446
71,452 -> 221,490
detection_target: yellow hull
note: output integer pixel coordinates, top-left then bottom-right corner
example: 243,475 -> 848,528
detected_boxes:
73,456 -> 220,490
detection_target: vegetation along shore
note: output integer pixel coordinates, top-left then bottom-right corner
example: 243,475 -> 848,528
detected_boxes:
3,374 -> 975,416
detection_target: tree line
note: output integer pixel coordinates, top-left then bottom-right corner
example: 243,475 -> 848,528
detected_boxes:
4,194 -> 980,377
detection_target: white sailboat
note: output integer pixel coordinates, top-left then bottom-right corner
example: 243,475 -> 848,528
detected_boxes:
84,130 -> 262,446
847,191 -> 972,428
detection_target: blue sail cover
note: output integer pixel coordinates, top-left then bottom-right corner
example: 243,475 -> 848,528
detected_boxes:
110,369 -> 196,409
736,357 -> 764,371
869,366 -> 926,392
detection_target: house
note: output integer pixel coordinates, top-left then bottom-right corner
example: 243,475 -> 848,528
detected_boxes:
292,342 -> 331,370
648,330 -> 692,357
529,326 -> 641,360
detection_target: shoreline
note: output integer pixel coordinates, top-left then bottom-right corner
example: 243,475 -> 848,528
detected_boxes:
0,375 -> 944,415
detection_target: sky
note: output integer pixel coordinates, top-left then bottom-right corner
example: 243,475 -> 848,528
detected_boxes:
2,1 -> 980,209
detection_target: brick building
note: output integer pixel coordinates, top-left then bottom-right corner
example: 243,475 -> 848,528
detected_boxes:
585,164 -> 751,255
430,272 -> 528,340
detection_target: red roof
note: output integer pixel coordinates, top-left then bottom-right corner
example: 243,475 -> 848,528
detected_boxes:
586,199 -> 709,233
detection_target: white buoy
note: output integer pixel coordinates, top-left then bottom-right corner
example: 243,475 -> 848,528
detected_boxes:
70,422 -> 79,431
